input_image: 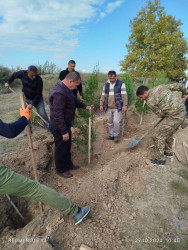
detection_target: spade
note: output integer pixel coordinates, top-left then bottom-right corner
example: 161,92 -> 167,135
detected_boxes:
128,118 -> 164,149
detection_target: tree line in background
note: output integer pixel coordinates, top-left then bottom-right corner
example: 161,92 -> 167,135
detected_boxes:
0,60 -> 60,86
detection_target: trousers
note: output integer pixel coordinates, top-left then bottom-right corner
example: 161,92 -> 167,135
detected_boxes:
49,122 -> 73,173
25,97 -> 50,129
0,164 -> 78,217
107,108 -> 122,137
155,114 -> 185,160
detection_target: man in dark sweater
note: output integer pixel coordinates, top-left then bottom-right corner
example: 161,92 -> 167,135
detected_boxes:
5,65 -> 49,129
49,71 -> 92,178
59,60 -> 83,98
0,107 -> 90,225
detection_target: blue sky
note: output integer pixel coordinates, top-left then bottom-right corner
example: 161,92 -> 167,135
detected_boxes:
0,0 -> 187,74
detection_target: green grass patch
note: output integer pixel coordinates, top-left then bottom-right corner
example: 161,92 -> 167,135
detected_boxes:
125,193 -> 130,203
119,232 -> 125,241
121,241 -> 126,247
119,232 -> 126,247
178,169 -> 188,181
170,181 -> 188,194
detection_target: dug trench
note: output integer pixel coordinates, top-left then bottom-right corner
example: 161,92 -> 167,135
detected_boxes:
0,110 -> 188,250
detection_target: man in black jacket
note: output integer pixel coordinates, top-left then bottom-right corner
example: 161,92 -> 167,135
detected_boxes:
0,107 -> 90,225
49,71 -> 92,178
5,65 -> 49,128
59,60 -> 83,98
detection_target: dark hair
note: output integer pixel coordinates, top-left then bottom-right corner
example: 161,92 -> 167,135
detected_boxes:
108,70 -> 116,77
68,60 -> 76,65
136,85 -> 149,96
65,71 -> 81,81
28,65 -> 37,73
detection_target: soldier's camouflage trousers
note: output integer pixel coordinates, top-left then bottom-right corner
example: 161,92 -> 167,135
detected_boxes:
154,113 -> 185,160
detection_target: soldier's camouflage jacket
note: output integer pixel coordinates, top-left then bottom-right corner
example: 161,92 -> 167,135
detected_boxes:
146,83 -> 188,119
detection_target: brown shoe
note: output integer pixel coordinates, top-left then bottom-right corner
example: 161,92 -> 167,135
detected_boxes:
70,165 -> 80,170
56,170 -> 73,178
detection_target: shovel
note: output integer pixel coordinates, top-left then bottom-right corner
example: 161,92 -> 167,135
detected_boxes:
128,118 -> 164,149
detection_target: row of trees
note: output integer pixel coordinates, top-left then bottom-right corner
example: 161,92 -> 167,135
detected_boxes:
120,0 -> 188,80
0,60 -> 60,85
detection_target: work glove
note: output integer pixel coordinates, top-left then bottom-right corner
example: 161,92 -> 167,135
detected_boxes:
20,106 -> 31,121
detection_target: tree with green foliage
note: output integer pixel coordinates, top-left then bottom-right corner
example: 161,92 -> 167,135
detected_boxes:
121,72 -> 134,106
120,0 -> 188,80
73,67 -> 99,161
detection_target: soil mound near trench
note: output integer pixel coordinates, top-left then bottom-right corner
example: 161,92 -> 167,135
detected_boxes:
0,100 -> 188,249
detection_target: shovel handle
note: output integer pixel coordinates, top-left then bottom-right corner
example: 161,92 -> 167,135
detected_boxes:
140,117 -> 164,140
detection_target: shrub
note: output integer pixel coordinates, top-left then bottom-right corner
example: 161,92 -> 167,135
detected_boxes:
134,97 -> 150,115
0,66 -> 11,85
73,66 -> 99,162
121,72 -> 134,106
37,60 -> 61,75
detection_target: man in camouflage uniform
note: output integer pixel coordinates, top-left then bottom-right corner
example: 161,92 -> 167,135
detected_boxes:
136,83 -> 188,166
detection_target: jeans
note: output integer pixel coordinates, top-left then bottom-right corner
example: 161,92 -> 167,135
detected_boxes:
49,122 -> 73,173
25,97 -> 50,129
0,164 -> 78,217
107,108 -> 122,137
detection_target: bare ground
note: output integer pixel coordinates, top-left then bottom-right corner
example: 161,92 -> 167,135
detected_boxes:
0,90 -> 188,250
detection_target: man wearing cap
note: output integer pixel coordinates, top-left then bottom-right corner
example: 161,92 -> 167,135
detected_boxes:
5,66 -> 49,129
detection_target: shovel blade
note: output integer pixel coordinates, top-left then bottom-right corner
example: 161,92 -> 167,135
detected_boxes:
128,137 -> 141,149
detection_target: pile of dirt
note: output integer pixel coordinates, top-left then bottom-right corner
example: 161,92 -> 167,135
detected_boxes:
0,91 -> 188,249
1,133 -> 53,179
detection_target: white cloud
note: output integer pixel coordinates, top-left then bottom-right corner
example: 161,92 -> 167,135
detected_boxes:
106,0 -> 124,13
98,0 -> 124,20
0,0 -> 124,59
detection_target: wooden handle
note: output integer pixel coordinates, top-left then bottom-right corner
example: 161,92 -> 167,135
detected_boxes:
171,138 -> 182,163
183,142 -> 188,163
172,148 -> 182,162
122,112 -> 126,137
10,87 -> 48,125
6,194 -> 27,223
20,93 -> 43,212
